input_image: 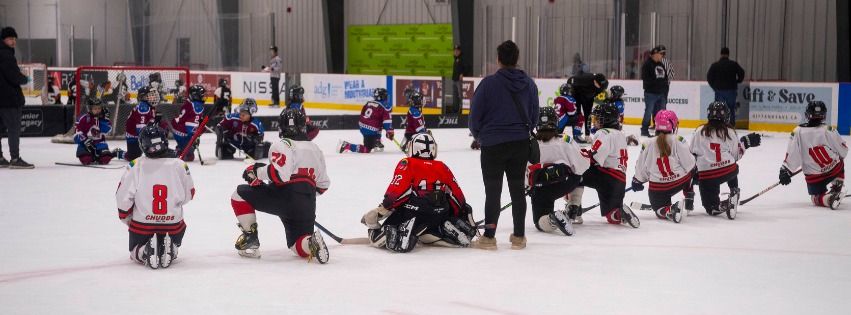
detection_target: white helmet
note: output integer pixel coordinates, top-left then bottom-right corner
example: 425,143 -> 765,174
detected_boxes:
406,133 -> 437,160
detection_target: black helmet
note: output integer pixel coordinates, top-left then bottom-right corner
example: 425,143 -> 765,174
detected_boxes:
373,88 -> 388,102
805,101 -> 827,122
218,78 -> 228,87
609,85 -> 625,99
408,90 -> 423,108
593,73 -> 609,90
537,106 -> 558,132
189,84 -> 206,102
148,72 -> 162,85
137,86 -> 160,105
87,97 -> 103,112
139,125 -> 170,158
593,102 -> 621,129
289,85 -> 305,103
559,82 -> 573,96
707,101 -> 730,123
175,79 -> 184,87
279,108 -> 307,140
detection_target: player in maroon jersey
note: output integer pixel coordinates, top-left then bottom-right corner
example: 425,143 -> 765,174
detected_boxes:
74,97 -> 122,165
338,88 -> 394,153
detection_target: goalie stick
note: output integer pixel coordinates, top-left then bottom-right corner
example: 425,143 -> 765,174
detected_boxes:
314,222 -> 369,245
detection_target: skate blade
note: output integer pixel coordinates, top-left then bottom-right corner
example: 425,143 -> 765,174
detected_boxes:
238,248 -> 261,258
622,205 -> 640,228
160,235 -> 173,268
309,231 -> 330,264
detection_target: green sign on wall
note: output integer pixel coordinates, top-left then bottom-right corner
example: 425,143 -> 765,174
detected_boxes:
347,24 -> 454,76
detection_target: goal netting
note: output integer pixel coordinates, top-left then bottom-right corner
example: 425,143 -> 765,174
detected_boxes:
51,66 -> 190,143
19,63 -> 47,105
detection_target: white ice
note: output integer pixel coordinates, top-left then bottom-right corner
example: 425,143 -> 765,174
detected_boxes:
1,126 -> 850,315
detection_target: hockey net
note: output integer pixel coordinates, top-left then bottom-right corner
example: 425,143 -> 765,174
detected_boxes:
51,66 -> 190,143
19,63 -> 47,105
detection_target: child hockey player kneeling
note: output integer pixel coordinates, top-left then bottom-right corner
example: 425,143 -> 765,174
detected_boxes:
172,84 -> 206,162
690,101 -> 761,219
229,109 -> 330,263
631,110 -> 695,223
116,125 -> 195,269
75,98 -> 122,165
339,88 -> 394,153
527,107 -> 589,235
779,101 -> 848,209
361,133 -> 477,252
215,98 -> 266,160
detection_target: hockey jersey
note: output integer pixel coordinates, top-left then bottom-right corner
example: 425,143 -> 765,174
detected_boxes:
405,107 -> 426,135
116,157 -> 195,235
124,102 -> 164,139
690,126 -> 744,179
553,95 -> 583,133
528,134 -> 591,187
172,100 -> 205,137
588,128 -> 629,182
217,113 -> 264,143
634,134 -> 696,190
382,158 -> 466,216
257,138 -> 330,194
783,124 -> 848,183
74,113 -> 112,146
359,101 -> 393,135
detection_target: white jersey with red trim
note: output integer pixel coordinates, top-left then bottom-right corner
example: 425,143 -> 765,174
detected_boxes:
589,128 -> 629,174
783,124 -> 848,177
689,126 -> 744,172
536,134 -> 591,175
634,134 -> 696,185
258,138 -> 330,193
116,157 -> 195,235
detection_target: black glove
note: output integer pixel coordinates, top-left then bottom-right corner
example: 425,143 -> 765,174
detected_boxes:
779,167 -> 793,186
631,178 -> 645,192
83,138 -> 96,153
100,107 -> 110,119
740,133 -> 761,149
242,162 -> 267,186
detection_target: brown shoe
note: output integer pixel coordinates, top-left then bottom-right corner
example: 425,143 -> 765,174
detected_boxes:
472,236 -> 497,250
509,234 -> 526,250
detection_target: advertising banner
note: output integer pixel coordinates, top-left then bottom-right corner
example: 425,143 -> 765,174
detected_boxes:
230,71 -> 286,105
302,73 -> 388,110
348,24 -> 454,76
733,82 -> 838,132
394,76 -> 443,112
190,71 -> 232,100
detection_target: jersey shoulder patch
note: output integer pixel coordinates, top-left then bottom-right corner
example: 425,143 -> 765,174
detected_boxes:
129,159 -> 138,168
562,133 -> 573,143
397,158 -> 409,170
677,135 -> 686,143
279,138 -> 294,148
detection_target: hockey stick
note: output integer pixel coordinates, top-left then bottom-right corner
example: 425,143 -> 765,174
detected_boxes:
739,169 -> 802,206
55,162 -> 124,169
391,138 -> 407,154
579,187 -> 634,212
205,125 -> 259,161
314,222 -> 370,245
178,107 -> 214,160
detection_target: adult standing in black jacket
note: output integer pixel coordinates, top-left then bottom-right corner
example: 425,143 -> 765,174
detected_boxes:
469,40 -> 539,250
707,47 -> 745,125
0,27 -> 33,169
451,45 -> 465,114
640,47 -> 668,137
567,72 -> 608,140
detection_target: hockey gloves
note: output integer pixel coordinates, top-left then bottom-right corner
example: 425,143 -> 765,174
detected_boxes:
361,205 -> 391,229
779,167 -> 793,186
631,178 -> 645,192
243,162 -> 267,186
83,138 -> 96,154
99,107 -> 110,119
740,133 -> 761,149
385,130 -> 395,140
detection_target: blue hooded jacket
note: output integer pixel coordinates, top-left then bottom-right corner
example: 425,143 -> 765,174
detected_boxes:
469,68 -> 539,147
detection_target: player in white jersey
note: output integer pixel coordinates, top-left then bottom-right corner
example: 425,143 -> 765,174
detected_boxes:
527,107 -> 590,235
229,108 -> 331,264
116,125 -> 195,269
631,110 -> 695,222
779,101 -> 848,209
579,102 -> 640,228
690,101 -> 761,219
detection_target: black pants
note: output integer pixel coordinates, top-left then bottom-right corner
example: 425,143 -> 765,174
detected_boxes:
0,107 -> 22,159
648,176 -> 694,210
582,166 -> 627,216
481,140 -> 530,237
575,93 -> 594,136
129,229 -> 185,251
530,175 -> 581,231
698,168 -> 739,212
451,80 -> 463,113
237,182 -> 316,248
384,196 -> 451,237
271,77 -> 281,106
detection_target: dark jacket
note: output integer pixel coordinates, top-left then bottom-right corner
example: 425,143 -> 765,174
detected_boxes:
707,57 -> 745,91
568,73 -> 599,97
0,41 -> 27,108
641,58 -> 668,94
452,56 -> 464,81
469,68 -> 539,147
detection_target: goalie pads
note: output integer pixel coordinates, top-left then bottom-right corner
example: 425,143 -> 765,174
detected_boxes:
383,218 -> 418,253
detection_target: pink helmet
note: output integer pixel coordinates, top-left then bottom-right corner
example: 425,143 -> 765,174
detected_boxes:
654,110 -> 679,133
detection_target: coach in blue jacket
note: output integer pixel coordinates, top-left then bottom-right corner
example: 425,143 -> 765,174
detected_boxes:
469,40 -> 539,250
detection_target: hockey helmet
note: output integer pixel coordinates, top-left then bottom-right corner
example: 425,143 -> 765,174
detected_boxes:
593,73 -> 609,90
559,82 -> 573,97
593,102 -> 621,129
139,125 -> 170,158
238,98 -> 258,115
408,90 -> 424,108
654,110 -> 679,133
373,88 -> 388,102
706,101 -> 730,123
406,133 -> 438,160
537,106 -> 558,132
148,72 -> 162,89
289,85 -> 305,104
86,97 -> 104,113
609,85 -> 625,99
137,86 -> 160,106
805,101 -> 827,122
218,78 -> 228,87
279,108 -> 307,140
189,84 -> 206,102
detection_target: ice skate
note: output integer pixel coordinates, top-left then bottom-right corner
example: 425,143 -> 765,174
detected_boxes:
308,230 -> 329,264
666,201 -> 684,223
567,205 -> 584,225
684,191 -> 695,212
621,205 -> 640,228
143,234 -> 160,269
160,233 -> 178,268
827,179 -> 846,210
720,188 -> 740,220
235,223 -> 261,258
337,140 -> 349,154
547,210 -> 574,236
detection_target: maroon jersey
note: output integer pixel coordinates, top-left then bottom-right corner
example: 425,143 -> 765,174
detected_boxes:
74,113 -> 112,145
358,101 -> 393,135
382,158 -> 466,216
172,100 -> 204,137
217,113 -> 265,140
125,102 -> 161,139
405,107 -> 426,135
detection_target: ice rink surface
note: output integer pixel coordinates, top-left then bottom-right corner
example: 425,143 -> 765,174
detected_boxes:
1,126 -> 850,314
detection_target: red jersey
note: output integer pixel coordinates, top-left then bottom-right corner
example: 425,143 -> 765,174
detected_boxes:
382,158 -> 466,216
